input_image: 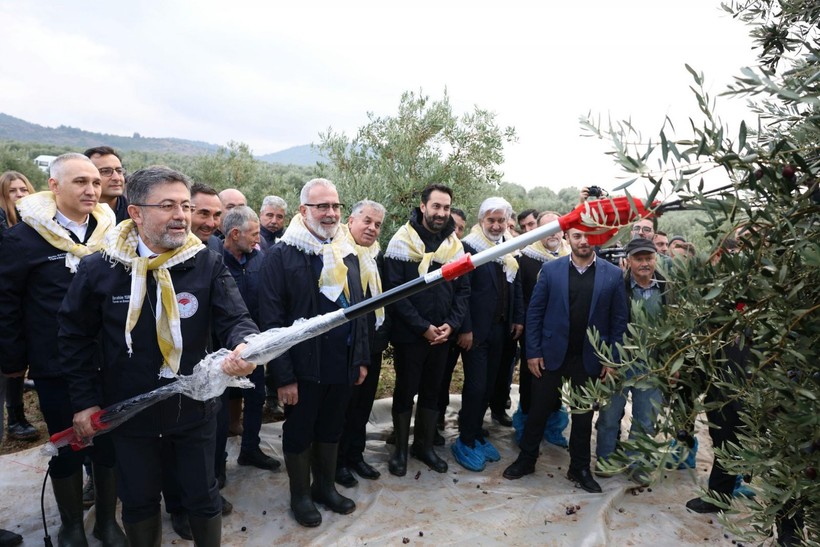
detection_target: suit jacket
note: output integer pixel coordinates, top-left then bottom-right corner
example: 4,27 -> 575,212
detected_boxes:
460,241 -> 525,345
525,255 -> 628,377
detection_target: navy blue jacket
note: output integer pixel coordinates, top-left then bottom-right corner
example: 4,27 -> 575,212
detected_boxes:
460,240 -> 525,344
222,246 -> 264,325
526,256 -> 629,377
259,242 -> 369,387
0,220 -> 98,378
57,248 -> 258,435
384,209 -> 470,345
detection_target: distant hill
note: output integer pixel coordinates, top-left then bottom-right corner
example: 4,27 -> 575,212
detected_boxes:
0,113 -> 325,167
0,113 -> 221,155
257,144 -> 326,166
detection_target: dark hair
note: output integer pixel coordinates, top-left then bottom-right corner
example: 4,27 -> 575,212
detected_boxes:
655,230 -> 667,238
190,182 -> 218,198
83,146 -> 122,161
517,208 -> 538,224
127,166 -> 191,206
451,207 -> 466,221
420,183 -> 453,204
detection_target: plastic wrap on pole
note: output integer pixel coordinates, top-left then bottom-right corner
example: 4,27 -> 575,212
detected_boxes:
239,309 -> 348,364
41,352 -> 254,457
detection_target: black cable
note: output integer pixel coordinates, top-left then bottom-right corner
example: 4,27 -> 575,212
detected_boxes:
41,465 -> 53,546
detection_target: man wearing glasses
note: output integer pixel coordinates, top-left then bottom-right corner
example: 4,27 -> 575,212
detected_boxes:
59,166 -> 258,545
84,146 -> 129,223
259,178 -> 369,528
630,218 -> 655,240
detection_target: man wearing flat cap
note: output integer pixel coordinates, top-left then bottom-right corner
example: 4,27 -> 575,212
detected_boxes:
595,238 -> 673,482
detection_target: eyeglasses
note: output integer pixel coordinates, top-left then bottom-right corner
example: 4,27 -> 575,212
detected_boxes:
133,202 -> 194,213
631,225 -> 654,234
304,203 -> 345,212
98,167 -> 126,177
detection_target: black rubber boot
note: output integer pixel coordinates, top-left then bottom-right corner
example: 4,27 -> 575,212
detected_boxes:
50,471 -> 89,547
123,513 -> 161,547
284,449 -> 321,527
189,514 -> 221,547
311,443 -> 355,515
91,464 -> 127,546
411,408 -> 448,473
6,404 -> 39,441
388,411 -> 412,477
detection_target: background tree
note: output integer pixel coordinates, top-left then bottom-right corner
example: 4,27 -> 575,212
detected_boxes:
318,89 -> 517,241
578,1 -> 818,543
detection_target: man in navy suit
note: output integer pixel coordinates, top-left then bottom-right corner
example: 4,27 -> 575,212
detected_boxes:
453,197 -> 524,472
502,227 -> 628,493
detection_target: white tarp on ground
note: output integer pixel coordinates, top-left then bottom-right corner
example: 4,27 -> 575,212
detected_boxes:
0,389 -> 736,546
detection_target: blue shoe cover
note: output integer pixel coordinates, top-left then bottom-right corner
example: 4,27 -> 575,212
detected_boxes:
544,407 -> 569,448
512,404 -> 527,445
451,438 -> 486,472
477,438 -> 501,462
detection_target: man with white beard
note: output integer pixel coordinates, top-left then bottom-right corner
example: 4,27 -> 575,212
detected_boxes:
453,197 -> 524,472
259,178 -> 369,528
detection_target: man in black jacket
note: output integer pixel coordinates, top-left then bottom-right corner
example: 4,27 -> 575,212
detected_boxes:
0,153 -> 125,546
259,178 -> 369,528
59,166 -> 258,546
383,184 -> 470,478
335,200 -> 389,487
455,197 -> 524,472
84,146 -> 129,224
259,195 -> 287,246
221,206 -> 280,471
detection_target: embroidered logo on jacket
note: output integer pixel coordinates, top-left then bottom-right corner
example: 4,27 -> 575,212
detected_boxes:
176,292 -> 199,319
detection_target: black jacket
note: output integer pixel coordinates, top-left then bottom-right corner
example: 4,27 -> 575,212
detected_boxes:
223,246 -> 264,325
384,209 -> 470,345
259,242 -> 369,387
0,220 -> 97,378
460,240 -> 525,344
57,248 -> 258,435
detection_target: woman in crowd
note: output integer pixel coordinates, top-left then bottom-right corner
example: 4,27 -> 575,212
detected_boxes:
0,170 -> 40,442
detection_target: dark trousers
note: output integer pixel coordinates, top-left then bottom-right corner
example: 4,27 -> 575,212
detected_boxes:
517,336 -> 534,413
459,322 -> 505,445
437,342 -> 462,418
113,416 -> 220,524
705,391 -> 742,495
240,365 -> 266,452
34,377 -> 115,479
214,391 -> 229,479
339,351 -> 383,464
282,381 -> 351,454
392,340 -> 449,414
490,332 -> 518,415
519,355 -> 594,472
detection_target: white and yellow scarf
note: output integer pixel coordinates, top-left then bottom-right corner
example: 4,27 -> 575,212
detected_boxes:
461,224 -> 519,283
384,222 -> 463,275
342,224 -> 384,328
522,239 -> 570,262
17,191 -> 115,272
280,214 -> 355,303
104,220 -> 204,377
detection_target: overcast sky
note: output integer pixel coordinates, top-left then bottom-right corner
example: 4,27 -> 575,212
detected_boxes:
1,1 -> 758,192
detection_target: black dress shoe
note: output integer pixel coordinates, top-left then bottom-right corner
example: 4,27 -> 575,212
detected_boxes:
566,468 -> 602,493
685,497 -> 722,513
170,512 -> 193,540
238,446 -> 282,471
492,412 -> 513,427
350,460 -> 380,480
503,458 -> 535,480
0,528 -> 23,547
335,466 -> 358,488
